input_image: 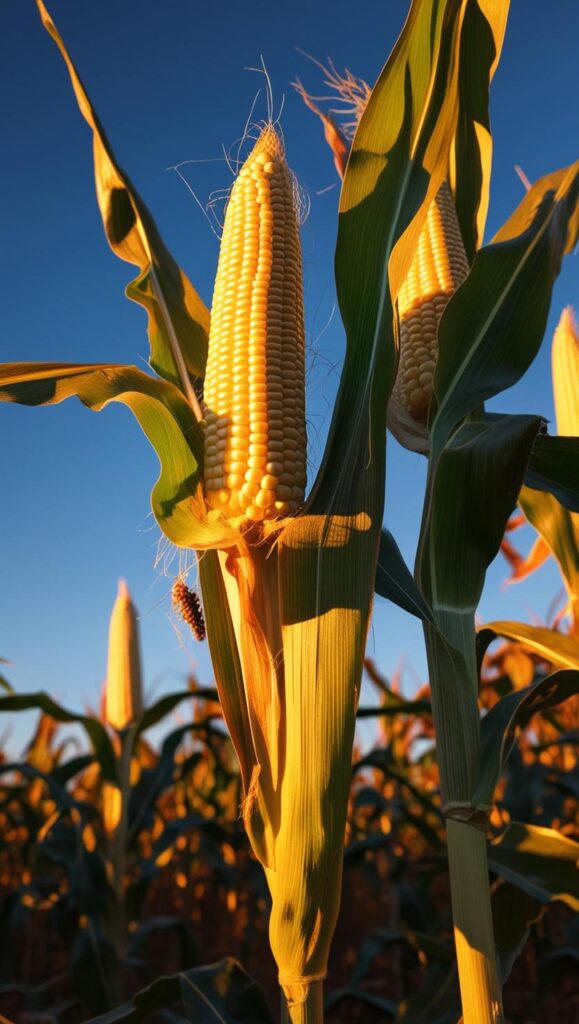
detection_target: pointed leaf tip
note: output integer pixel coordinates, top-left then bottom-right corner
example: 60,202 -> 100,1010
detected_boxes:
34,0 -> 209,391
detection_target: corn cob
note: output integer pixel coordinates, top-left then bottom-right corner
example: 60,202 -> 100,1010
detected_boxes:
391,181 -> 469,423
102,781 -> 122,836
203,125 -> 307,522
104,579 -> 144,731
552,306 -> 579,437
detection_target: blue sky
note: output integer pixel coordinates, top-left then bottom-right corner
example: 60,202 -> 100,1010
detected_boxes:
1,1 -> 577,753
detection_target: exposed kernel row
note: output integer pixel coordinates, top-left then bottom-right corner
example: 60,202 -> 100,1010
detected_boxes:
202,125 -> 307,521
391,181 -> 469,423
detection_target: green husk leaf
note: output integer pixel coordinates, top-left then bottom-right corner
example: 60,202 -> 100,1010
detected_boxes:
450,0 -> 510,259
0,362 -> 235,550
198,550 -> 256,795
431,162 -> 579,452
473,669 -> 579,806
36,0 -> 209,392
488,822 -> 579,911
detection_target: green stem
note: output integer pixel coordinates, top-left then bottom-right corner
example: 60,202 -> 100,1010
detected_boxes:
280,981 -> 324,1024
446,820 -> 504,1024
419,619 -> 503,1022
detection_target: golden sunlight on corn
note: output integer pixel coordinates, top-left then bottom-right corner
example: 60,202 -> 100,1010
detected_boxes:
391,181 -> 469,422
104,580 -> 144,731
552,306 -> 579,437
202,124 -> 307,522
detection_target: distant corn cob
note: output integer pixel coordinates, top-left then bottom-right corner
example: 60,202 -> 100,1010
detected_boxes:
104,580 -> 144,731
102,781 -> 122,836
202,124 -> 307,522
552,306 -> 579,436
391,181 -> 469,423
172,578 -> 206,641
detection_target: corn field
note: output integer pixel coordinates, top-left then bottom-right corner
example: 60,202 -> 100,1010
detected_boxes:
1,2 -> 578,1023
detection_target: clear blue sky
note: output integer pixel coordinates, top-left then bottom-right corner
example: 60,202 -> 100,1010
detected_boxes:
1,1 -> 577,753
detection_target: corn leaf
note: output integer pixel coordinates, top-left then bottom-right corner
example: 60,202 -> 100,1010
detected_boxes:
83,959 -> 272,1024
416,413 -> 542,803
52,755 -> 95,786
519,485 -> 579,604
524,435 -> 579,512
431,162 -> 579,452
492,882 -> 544,984
397,962 -> 459,1024
488,822 -> 579,911
480,621 -> 579,670
503,534 -> 551,585
420,414 -> 542,629
72,915 -> 119,1014
450,0 -> 510,259
313,0 -> 467,509
128,726 -> 220,841
357,698 -> 432,718
473,669 -> 579,806
0,671 -> 14,695
180,961 -> 273,1023
134,688 -> 218,735
0,693 -> 117,784
36,0 -> 209,390
0,762 -> 83,820
375,529 -> 435,622
0,362 -> 233,550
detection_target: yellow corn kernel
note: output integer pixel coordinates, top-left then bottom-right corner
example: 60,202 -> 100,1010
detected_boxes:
552,306 -> 579,437
391,181 -> 469,423
203,124 -> 307,519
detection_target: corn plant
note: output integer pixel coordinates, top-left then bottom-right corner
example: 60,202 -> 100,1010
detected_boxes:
2,2 -> 579,1022
295,12 -> 579,1016
0,581 -> 223,1016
